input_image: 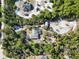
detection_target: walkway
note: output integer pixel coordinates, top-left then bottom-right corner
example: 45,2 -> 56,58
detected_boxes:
0,45 -> 10,59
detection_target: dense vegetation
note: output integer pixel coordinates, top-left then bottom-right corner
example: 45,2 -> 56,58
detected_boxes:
52,0 -> 79,20
1,0 -> 79,59
2,25 -> 79,59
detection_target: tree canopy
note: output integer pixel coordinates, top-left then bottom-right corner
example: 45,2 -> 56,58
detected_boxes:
1,0 -> 79,59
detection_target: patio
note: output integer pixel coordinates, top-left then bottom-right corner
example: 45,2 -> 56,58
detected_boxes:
50,20 -> 77,34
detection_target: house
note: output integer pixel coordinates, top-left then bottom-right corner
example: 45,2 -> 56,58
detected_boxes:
26,27 -> 42,40
31,28 -> 39,39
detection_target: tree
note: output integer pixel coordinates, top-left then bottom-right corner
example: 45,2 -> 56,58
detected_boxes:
52,0 -> 79,19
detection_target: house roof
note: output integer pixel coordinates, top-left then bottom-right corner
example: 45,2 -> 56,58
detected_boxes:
31,28 -> 39,39
27,28 -> 41,39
